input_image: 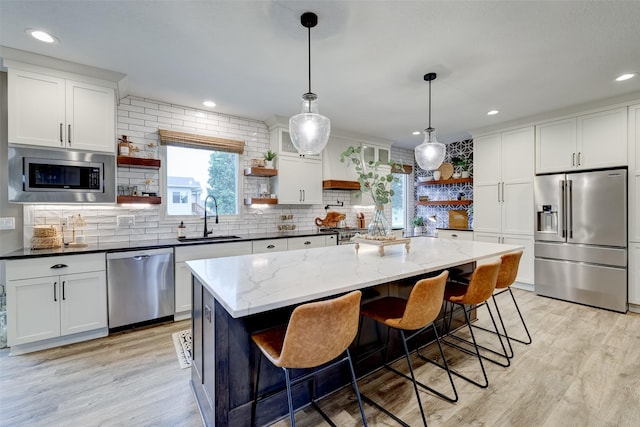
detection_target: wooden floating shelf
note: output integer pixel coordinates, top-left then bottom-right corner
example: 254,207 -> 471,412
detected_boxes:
244,167 -> 278,177
117,156 -> 161,169
117,196 -> 162,204
244,197 -> 278,205
417,178 -> 473,185
416,200 -> 473,206
322,180 -> 361,190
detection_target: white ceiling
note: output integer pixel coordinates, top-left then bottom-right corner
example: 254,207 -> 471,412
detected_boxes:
2,1 -> 640,150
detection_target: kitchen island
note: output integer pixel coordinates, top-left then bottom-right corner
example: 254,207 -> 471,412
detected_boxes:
186,237 -> 522,426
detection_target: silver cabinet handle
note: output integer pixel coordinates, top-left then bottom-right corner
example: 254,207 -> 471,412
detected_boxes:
51,264 -> 68,269
497,183 -> 500,203
60,123 -> 64,144
568,179 -> 573,239
302,189 -> 305,201
572,152 -> 576,167
501,182 -> 505,203
53,281 -> 57,302
577,152 -> 581,166
62,281 -> 66,301
68,124 -> 71,144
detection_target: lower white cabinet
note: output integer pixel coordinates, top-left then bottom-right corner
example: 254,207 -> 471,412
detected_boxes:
473,232 -> 534,285
252,239 -> 288,254
287,235 -> 326,250
5,253 -> 107,349
437,229 -> 474,241
175,242 -> 252,318
630,243 -> 640,308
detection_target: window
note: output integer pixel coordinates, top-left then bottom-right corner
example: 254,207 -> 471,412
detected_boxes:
164,145 -> 240,217
391,173 -> 407,229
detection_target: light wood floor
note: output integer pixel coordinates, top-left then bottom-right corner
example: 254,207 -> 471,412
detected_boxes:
1,289 -> 639,426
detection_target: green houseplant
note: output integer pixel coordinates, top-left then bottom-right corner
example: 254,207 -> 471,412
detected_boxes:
340,145 -> 401,236
412,216 -> 424,235
263,150 -> 277,168
451,154 -> 472,177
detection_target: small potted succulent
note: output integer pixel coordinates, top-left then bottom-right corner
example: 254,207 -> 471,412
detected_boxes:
451,155 -> 471,178
264,150 -> 277,168
412,216 -> 424,235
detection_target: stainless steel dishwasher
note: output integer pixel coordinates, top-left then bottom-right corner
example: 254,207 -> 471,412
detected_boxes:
106,248 -> 174,329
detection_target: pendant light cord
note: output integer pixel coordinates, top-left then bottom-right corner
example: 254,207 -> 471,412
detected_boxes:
307,24 -> 312,112
427,79 -> 432,131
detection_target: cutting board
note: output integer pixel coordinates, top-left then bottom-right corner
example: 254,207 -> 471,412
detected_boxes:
449,210 -> 469,229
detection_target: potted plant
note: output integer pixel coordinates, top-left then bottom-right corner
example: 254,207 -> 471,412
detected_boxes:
264,150 -> 277,168
340,146 -> 401,236
451,155 -> 472,178
412,216 -> 424,235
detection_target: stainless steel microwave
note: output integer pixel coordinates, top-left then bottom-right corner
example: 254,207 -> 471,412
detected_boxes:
8,146 -> 116,203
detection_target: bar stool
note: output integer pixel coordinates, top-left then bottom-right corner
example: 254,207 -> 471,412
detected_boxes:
441,259 -> 508,388
358,270 -> 455,427
251,290 -> 367,427
477,251 -> 532,349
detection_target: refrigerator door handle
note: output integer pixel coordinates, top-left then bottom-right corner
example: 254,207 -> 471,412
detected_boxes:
560,180 -> 566,238
567,180 -> 573,239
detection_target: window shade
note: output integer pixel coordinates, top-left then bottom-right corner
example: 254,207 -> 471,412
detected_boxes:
390,163 -> 413,174
158,129 -> 245,154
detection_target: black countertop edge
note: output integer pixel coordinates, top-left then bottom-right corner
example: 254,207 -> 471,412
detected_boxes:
436,227 -> 474,231
0,230 -> 339,260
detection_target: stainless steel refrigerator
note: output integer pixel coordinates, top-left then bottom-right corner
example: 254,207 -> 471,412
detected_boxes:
534,169 -> 627,312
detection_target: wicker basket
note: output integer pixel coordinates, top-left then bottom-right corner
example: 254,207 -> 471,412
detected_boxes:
31,236 -> 62,249
33,225 -> 58,238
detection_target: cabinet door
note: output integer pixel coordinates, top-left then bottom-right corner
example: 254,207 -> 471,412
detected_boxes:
8,69 -> 66,148
7,277 -> 61,346
473,133 -> 502,184
271,127 -> 321,160
60,271 -> 107,336
175,262 -> 193,314
437,230 -> 474,240
535,118 -> 576,174
502,127 -> 534,182
630,104 -> 640,243
502,234 -> 534,285
473,183 -> 502,233
66,80 -> 115,153
252,239 -> 288,254
288,236 -> 326,250
277,157 -> 322,204
502,181 -> 533,235
630,243 -> 640,305
577,107 -> 627,170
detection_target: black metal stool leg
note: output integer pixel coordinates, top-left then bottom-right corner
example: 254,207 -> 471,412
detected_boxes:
346,349 -> 369,427
400,330 -> 428,426
284,368 -> 296,427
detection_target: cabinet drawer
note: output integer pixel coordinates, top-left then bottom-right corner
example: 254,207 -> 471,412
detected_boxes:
437,230 -> 474,241
175,241 -> 251,262
252,239 -> 288,254
6,253 -> 105,280
287,236 -> 326,251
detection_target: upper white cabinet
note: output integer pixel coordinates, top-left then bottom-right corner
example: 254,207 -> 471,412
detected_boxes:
8,67 -> 116,153
629,103 -> 640,244
269,125 -> 321,160
361,142 -> 390,166
275,156 -> 323,204
474,126 -> 534,236
535,107 -> 627,173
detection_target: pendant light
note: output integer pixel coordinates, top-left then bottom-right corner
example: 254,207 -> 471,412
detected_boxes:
289,12 -> 331,155
415,73 -> 446,170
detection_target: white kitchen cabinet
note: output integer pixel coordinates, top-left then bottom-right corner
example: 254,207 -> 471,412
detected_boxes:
5,253 -> 107,351
325,234 -> 338,246
269,125 -> 321,160
361,142 -> 390,166
437,229 -> 474,240
535,107 -> 627,173
175,242 -> 252,318
8,67 -> 115,153
630,243 -> 640,309
474,232 -> 534,285
287,235 -> 326,250
629,103 -> 640,243
322,136 -> 359,182
474,126 -> 534,236
275,156 -> 323,205
252,239 -> 288,254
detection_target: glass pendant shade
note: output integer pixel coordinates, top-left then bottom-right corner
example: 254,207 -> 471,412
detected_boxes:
289,93 -> 331,155
415,128 -> 446,170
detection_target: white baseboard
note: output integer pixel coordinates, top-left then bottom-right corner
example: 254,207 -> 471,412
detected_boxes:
9,328 -> 108,356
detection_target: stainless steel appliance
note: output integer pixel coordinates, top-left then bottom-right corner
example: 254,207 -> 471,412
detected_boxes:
534,169 -> 627,312
8,146 -> 115,203
106,248 -> 174,329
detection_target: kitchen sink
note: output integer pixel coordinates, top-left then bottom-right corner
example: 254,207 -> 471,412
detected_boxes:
177,235 -> 242,243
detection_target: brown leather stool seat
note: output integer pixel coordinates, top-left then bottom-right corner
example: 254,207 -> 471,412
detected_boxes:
358,271 -> 456,427
251,290 -> 367,427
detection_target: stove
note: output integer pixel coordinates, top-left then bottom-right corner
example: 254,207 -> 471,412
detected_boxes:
318,227 -> 368,245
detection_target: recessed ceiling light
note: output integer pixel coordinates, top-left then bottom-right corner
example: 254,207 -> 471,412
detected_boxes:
203,100 -> 216,108
615,73 -> 637,82
412,131 -> 421,135
487,110 -> 499,116
26,29 -> 58,44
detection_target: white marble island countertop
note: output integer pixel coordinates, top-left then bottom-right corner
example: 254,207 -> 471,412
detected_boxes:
186,237 -> 523,318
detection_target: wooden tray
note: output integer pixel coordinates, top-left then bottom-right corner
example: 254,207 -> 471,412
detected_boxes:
352,237 -> 411,256
438,162 -> 454,180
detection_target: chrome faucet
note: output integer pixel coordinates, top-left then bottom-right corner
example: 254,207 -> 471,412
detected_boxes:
203,194 -> 218,237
